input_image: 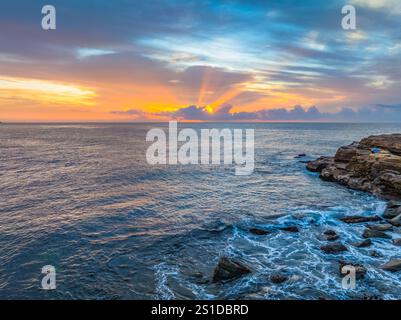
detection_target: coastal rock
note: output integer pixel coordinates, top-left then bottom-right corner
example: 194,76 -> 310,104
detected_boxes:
387,200 -> 401,208
270,273 -> 288,284
323,230 -> 339,241
381,259 -> 401,272
351,239 -> 372,248
339,261 -> 367,279
306,156 -> 333,172
212,257 -> 252,283
320,243 -> 347,254
249,228 -> 270,235
369,250 -> 383,258
339,215 -> 381,224
294,153 -> 307,159
383,201 -> 401,219
392,238 -> 401,246
362,229 -> 391,239
389,214 -> 401,227
306,134 -> 401,200
367,223 -> 393,231
279,226 -> 299,232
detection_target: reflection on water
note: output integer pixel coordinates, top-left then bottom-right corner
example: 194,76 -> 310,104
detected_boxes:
0,123 -> 400,299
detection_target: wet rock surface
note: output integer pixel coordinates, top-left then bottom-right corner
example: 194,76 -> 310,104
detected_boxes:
392,238 -> 401,246
249,228 -> 270,235
339,215 -> 381,224
270,273 -> 288,284
351,239 -> 372,248
389,214 -> 401,227
367,223 -> 393,231
212,257 -> 252,283
307,134 -> 401,200
381,259 -> 401,272
279,226 -> 299,232
362,228 -> 392,239
383,201 -> 401,218
323,230 -> 340,241
320,243 -> 348,254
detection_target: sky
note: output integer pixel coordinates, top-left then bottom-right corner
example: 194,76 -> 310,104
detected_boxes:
0,0 -> 401,122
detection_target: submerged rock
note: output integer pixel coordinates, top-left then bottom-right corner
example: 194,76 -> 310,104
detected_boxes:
369,250 -> 383,258
249,228 -> 270,235
212,257 -> 252,283
279,226 -> 299,232
362,228 -> 391,239
306,134 -> 401,200
270,273 -> 288,284
339,261 -> 367,279
339,215 -> 381,224
321,243 -> 347,254
381,259 -> 401,272
351,239 -> 372,248
323,230 -> 340,241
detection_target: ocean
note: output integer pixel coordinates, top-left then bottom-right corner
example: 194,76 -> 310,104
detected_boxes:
0,122 -> 400,299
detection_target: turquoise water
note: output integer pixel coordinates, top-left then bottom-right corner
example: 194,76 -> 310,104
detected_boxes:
0,123 -> 400,299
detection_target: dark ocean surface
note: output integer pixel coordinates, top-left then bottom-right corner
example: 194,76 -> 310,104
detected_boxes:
1,122 -> 400,299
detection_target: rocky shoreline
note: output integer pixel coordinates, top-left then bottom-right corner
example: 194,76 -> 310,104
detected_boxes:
212,134 -> 401,299
306,134 -> 401,200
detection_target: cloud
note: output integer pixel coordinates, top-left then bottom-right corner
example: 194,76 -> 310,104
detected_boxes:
351,0 -> 401,14
114,103 -> 401,122
1,0 -> 401,121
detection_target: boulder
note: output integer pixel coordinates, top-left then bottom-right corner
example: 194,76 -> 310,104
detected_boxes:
324,230 -> 337,236
351,239 -> 372,248
369,250 -> 383,258
323,230 -> 339,241
392,238 -> 401,246
362,229 -> 391,239
383,206 -> 401,219
389,214 -> 401,227
381,259 -> 401,272
279,226 -> 299,232
270,273 -> 288,284
249,228 -> 270,235
320,243 -> 347,254
339,215 -> 381,224
366,223 -> 393,231
212,257 -> 252,283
